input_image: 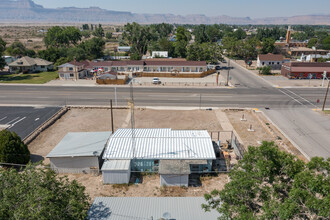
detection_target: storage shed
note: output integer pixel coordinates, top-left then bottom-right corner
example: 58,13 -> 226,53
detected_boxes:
102,160 -> 131,184
46,132 -> 110,174
159,160 -> 190,186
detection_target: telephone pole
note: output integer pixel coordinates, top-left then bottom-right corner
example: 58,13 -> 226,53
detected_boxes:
226,59 -> 231,86
322,80 -> 330,111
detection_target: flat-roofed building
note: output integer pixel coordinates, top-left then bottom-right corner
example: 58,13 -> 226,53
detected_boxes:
281,62 -> 330,79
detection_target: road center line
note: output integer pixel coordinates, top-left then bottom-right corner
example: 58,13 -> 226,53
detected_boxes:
6,117 -> 20,124
0,116 -> 7,122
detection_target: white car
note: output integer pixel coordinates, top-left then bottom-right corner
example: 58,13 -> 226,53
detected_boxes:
153,77 -> 161,84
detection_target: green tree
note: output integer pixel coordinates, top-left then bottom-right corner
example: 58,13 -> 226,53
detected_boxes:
79,37 -> 105,60
307,38 -> 318,48
0,164 -> 90,219
82,24 -> 89,30
176,26 -> 191,42
0,36 -> 6,69
187,43 -> 222,63
203,141 -> 330,220
0,130 -> 30,164
44,26 -> 81,48
291,32 -> 308,41
261,37 -> 275,54
321,35 -> 330,50
233,28 -> 247,40
6,41 -> 36,57
258,66 -> 272,75
93,24 -> 105,38
105,32 -> 112,39
123,22 -> 152,57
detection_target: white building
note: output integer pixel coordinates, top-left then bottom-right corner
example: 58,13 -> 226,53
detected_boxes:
152,51 -> 168,58
47,132 -> 110,174
257,53 -> 284,70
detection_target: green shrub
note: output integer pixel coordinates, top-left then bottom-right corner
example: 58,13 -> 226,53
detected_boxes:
257,66 -> 272,75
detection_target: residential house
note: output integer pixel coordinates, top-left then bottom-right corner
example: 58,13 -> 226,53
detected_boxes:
58,61 -> 89,80
8,56 -> 53,73
257,54 -> 284,70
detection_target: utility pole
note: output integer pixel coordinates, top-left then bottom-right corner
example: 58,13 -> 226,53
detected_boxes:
110,100 -> 114,134
322,80 -> 330,111
226,59 -> 231,86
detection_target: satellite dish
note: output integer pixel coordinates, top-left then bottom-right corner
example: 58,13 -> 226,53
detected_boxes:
163,212 -> 171,219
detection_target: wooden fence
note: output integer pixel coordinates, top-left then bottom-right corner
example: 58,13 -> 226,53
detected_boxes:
96,76 -> 128,85
133,69 -> 216,78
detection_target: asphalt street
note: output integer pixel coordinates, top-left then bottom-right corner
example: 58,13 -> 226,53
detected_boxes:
0,60 -> 329,159
0,106 -> 61,140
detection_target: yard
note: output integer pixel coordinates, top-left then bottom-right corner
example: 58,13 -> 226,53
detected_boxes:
0,71 -> 58,84
26,107 -> 304,199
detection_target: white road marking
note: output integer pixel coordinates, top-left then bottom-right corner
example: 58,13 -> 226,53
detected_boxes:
6,117 -> 20,124
0,116 -> 7,122
278,89 -> 303,105
35,118 -> 40,121
8,117 -> 26,128
283,89 -> 318,108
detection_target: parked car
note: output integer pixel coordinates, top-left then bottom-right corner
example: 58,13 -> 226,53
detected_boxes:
153,77 -> 161,84
215,66 -> 221,70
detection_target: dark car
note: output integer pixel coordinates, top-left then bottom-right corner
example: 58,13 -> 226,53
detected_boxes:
215,66 -> 221,70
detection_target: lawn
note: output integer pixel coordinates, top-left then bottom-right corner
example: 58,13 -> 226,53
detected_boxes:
0,71 -> 58,84
324,110 -> 330,114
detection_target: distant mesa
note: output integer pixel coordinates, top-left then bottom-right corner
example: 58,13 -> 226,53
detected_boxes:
0,0 -> 329,24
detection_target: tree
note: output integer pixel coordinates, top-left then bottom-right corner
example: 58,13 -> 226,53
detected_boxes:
0,130 -> 30,164
258,66 -> 272,75
93,24 -> 104,38
307,38 -> 318,48
123,22 -> 152,57
79,37 -> 105,60
6,41 -> 36,57
321,35 -> 330,50
0,164 -> 90,219
187,43 -> 222,63
105,32 -> 112,39
0,36 -> 6,69
261,37 -> 275,54
82,24 -> 89,30
44,26 -> 81,48
203,141 -> 330,220
233,28 -> 247,40
175,26 -> 191,42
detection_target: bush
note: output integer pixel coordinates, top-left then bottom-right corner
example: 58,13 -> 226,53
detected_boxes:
0,130 -> 30,164
257,66 -> 272,75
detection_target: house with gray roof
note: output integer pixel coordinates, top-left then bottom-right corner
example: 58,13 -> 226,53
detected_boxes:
8,56 -> 53,73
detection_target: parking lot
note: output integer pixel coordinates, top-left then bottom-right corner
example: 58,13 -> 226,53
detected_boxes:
0,106 -> 61,140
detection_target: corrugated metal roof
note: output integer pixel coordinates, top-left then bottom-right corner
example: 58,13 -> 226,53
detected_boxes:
103,129 -> 216,160
88,197 -> 220,220
47,132 -> 110,158
101,160 -> 130,171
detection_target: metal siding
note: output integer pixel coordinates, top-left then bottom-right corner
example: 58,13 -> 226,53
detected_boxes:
50,157 -> 99,174
102,170 -> 130,184
101,160 -> 131,171
88,197 -> 220,220
160,174 -> 189,187
104,128 -> 216,160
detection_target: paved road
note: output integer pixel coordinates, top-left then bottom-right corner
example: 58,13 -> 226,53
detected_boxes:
0,61 -> 329,159
0,106 -> 61,140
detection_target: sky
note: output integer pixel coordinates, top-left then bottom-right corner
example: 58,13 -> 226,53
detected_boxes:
32,0 -> 330,18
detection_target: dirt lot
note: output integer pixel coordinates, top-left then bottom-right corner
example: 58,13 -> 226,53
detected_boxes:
28,107 -> 305,199
61,173 -> 229,199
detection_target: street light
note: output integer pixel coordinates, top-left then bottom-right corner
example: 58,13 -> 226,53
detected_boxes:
322,79 -> 330,112
226,59 -> 231,86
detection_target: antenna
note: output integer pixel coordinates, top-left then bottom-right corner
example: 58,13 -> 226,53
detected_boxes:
129,82 -> 136,159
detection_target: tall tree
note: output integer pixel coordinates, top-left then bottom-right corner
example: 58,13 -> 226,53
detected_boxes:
0,130 -> 30,164
93,24 -> 105,38
0,36 -> 6,69
6,41 -> 36,57
261,37 -> 275,54
203,141 -> 330,220
0,164 -> 90,219
44,26 -> 81,48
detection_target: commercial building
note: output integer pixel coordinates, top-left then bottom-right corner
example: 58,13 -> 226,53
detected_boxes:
102,128 -> 216,186
257,53 -> 284,70
8,56 -> 53,73
47,132 -> 110,174
88,197 -> 219,220
281,62 -> 330,79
